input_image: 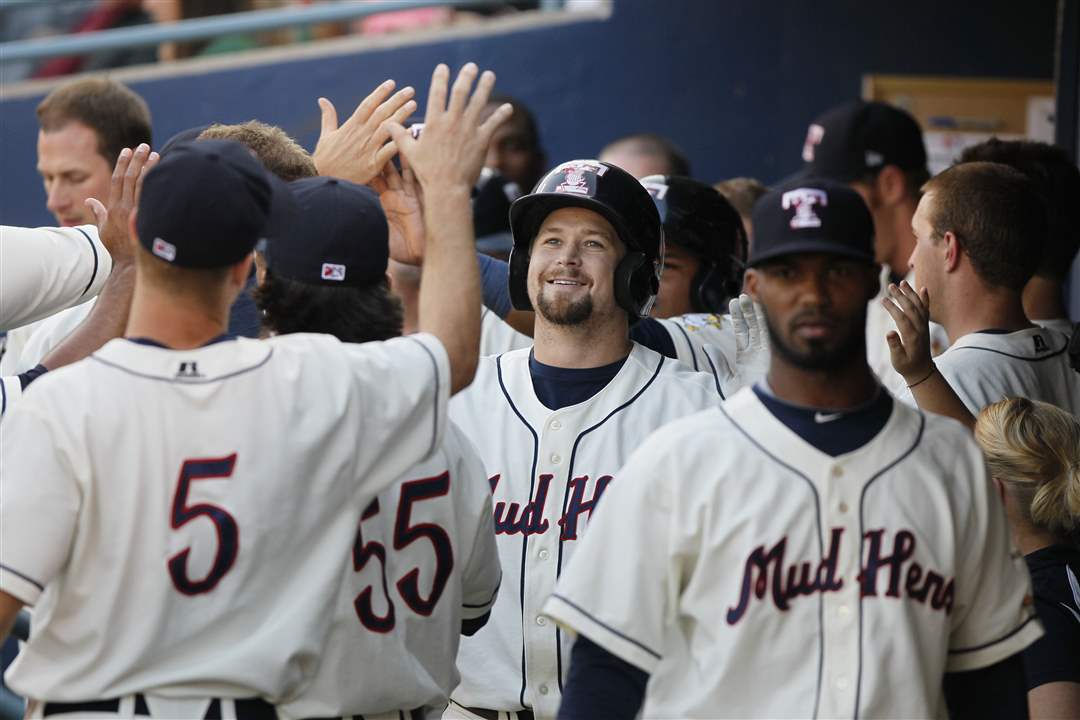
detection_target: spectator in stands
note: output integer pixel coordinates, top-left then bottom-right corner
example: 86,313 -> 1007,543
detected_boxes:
599,132 -> 690,178
901,161 -> 1079,415
974,397 -> 1080,720
481,95 -> 547,192
956,139 -> 1080,335
35,77 -> 152,227
32,0 -> 155,78
714,176 -> 767,247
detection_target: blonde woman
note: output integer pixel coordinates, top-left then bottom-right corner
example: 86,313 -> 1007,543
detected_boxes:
975,397 -> 1080,719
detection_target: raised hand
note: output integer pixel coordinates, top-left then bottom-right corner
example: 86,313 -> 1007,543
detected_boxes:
730,293 -> 771,387
313,80 -> 417,185
881,281 -> 935,385
371,154 -> 426,266
85,143 -> 159,268
384,63 -> 512,195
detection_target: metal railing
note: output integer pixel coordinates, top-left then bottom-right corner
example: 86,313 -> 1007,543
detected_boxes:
0,0 -> 556,64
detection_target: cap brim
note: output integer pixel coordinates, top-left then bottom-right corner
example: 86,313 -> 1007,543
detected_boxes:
509,192 -> 634,252
747,240 -> 874,267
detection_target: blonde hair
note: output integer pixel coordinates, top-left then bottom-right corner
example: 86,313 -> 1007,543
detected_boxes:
975,397 -> 1080,538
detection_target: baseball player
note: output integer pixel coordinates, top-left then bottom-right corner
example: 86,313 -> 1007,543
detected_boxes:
444,159 -> 724,720
1,144 -> 158,419
900,161 -> 1080,415
956,138 -> 1080,337
0,63 -> 510,713
472,175 -> 767,391
545,178 -> 1041,719
249,175 -> 501,720
795,100 -> 949,392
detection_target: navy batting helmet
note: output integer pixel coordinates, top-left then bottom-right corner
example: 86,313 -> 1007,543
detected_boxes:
508,160 -> 664,318
640,175 -> 748,313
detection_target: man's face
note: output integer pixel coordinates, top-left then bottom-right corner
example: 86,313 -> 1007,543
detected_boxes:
908,192 -> 945,320
485,112 -> 538,190
37,122 -> 112,227
650,242 -> 700,318
527,206 -> 625,326
746,253 -> 876,370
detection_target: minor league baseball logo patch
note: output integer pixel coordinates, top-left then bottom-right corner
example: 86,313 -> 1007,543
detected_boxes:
801,123 -> 825,162
152,237 -> 177,262
782,188 -> 828,229
321,263 -> 346,282
555,161 -> 608,195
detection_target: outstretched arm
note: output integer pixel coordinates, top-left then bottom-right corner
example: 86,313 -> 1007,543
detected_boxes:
385,63 -> 512,393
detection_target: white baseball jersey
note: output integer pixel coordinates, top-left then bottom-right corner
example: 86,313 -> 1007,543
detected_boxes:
545,387 -> 1042,719
279,421 -> 500,718
895,327 -> 1080,415
0,300 -> 93,379
0,224 -> 111,332
480,307 -> 531,358
1034,317 -> 1075,336
0,332 -> 449,704
448,343 -> 720,717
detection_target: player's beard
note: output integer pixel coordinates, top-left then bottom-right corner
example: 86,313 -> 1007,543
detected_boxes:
765,305 -> 868,371
535,286 -> 594,326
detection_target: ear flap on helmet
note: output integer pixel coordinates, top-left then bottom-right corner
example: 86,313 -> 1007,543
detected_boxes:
508,244 -> 533,311
614,251 -> 657,320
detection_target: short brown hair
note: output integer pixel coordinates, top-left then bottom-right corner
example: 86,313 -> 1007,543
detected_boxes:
37,77 -> 152,167
957,139 -> 1080,281
921,161 -> 1046,291
714,177 -> 767,218
198,121 -> 317,182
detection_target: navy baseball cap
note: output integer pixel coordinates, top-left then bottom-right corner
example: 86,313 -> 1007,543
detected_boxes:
136,139 -> 292,268
799,101 -> 927,182
748,178 -> 874,267
265,176 -> 389,288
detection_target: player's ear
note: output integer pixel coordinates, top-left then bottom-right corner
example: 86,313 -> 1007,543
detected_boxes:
743,268 -> 761,300
384,270 -> 395,294
232,253 -> 254,288
876,165 -> 906,207
942,231 -> 962,273
253,251 -> 268,286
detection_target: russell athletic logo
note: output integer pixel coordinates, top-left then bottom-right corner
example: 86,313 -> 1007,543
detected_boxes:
782,188 -> 828,229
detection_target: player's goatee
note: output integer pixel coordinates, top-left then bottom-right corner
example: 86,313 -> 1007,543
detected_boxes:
535,289 -> 593,326
766,307 -> 868,370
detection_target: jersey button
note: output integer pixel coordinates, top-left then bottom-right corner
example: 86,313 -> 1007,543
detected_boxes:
536,615 -> 547,626
550,419 -> 562,430
831,466 -> 844,478
838,501 -> 849,514
550,453 -> 562,464
539,684 -> 550,695
838,605 -> 850,618
538,549 -> 550,560
836,677 -> 849,690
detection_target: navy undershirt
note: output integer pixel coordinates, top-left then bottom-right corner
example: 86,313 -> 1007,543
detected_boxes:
752,383 -> 893,457
529,351 -> 627,410
629,317 -> 677,359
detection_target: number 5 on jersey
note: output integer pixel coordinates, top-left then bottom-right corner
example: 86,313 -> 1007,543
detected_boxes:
353,472 -> 454,632
168,454 -> 239,595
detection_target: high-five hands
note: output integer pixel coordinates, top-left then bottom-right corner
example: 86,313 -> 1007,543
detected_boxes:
86,142 -> 160,268
313,80 -> 417,185
384,63 -> 512,196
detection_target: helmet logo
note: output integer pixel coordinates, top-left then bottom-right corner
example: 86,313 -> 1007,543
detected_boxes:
802,123 -> 825,162
554,161 -> 608,196
782,188 -> 828,229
